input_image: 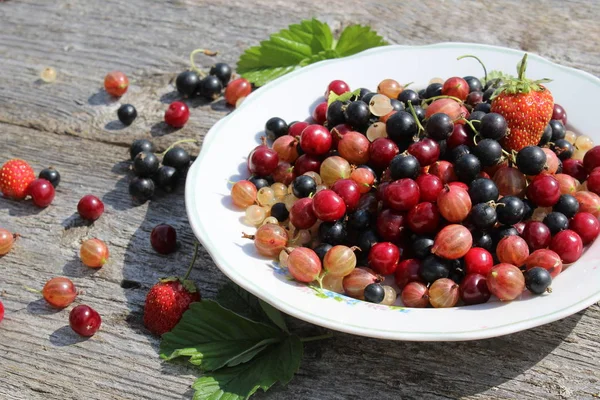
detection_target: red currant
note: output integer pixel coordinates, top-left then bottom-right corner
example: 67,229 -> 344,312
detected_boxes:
463,247 -> 493,276
384,179 -> 420,211
460,273 -> 491,305
447,124 -> 470,149
69,305 -> 101,337
407,202 -> 440,234
27,178 -> 55,207
408,138 -> 440,166
289,198 -> 317,229
562,158 -> 588,182
394,258 -> 423,289
104,71 -> 129,97
550,229 -> 583,264
312,189 -> 346,222
569,212 -> 600,245
325,80 -> 350,98
526,175 -> 560,207
368,242 -> 400,275
288,121 -> 309,139
164,101 -> 190,128
368,138 -> 399,171
376,209 -> 407,243
330,179 -> 360,211
300,125 -> 332,156
150,224 -> 178,254
248,145 -> 279,177
312,102 -> 327,125
416,174 -> 444,203
521,221 -> 551,250
77,194 -> 105,221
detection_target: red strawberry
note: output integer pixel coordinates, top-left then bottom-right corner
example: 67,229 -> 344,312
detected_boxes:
491,54 -> 554,152
0,159 -> 36,200
143,278 -> 200,336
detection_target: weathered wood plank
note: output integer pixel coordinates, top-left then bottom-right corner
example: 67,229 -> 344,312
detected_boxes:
0,0 -> 598,150
1,125 -> 600,400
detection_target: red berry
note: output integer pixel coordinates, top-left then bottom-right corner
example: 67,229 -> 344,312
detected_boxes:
437,185 -> 471,222
431,224 -> 472,259
408,138 -> 440,166
288,121 -> 310,139
407,202 -> 440,234
43,277 -> 77,308
312,102 -> 328,125
384,178 -> 420,211
521,221 -> 551,250
0,300 -> 4,323
569,212 -> 600,245
77,194 -> 105,221
526,174 -> 560,207
447,124 -> 471,149
429,160 -> 457,183
151,224 -> 178,254
464,247 -> 494,276
224,78 -> 252,105
325,80 -> 350,98
289,198 -> 317,229
27,179 -> 55,207
104,71 -> 129,97
369,138 -> 399,171
416,174 -> 444,203
144,280 -> 200,335
248,145 -> 279,177
460,273 -> 491,305
394,258 -> 423,289
550,229 -> 583,264
525,249 -> 563,278
586,167 -> 600,195
442,77 -> 469,101
312,189 -> 346,222
368,242 -> 400,275
300,125 -> 332,156
164,101 -> 190,128
331,179 -> 360,211
583,146 -> 600,172
562,158 -> 588,182
0,159 -> 36,200
486,263 -> 525,301
551,104 -> 567,126
69,305 -> 102,337
376,209 -> 406,243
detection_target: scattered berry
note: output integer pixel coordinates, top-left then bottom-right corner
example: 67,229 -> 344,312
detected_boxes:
39,167 -> 60,188
77,195 -> 105,221
144,279 -> 200,335
150,224 -> 178,255
104,71 -> 129,97
164,101 -> 190,128
80,238 -> 109,268
175,71 -> 200,97
69,305 -> 101,337
117,104 -> 138,126
0,159 -> 36,200
27,179 -> 55,207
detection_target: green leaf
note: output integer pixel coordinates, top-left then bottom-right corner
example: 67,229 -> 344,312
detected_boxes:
259,300 -> 288,333
192,335 -> 303,400
482,70 -> 514,86
334,24 -> 388,57
237,19 -> 387,86
160,300 -> 283,372
215,282 -> 271,323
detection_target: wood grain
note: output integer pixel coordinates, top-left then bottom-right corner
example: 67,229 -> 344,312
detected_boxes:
0,0 -> 600,399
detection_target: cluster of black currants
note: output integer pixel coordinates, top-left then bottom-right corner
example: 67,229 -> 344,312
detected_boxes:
175,63 -> 232,100
128,139 -> 192,203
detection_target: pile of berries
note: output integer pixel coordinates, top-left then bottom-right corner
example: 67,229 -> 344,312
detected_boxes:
0,160 -> 60,208
128,138 -> 195,203
231,55 -> 600,308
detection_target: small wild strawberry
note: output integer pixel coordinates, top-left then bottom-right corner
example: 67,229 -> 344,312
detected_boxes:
0,159 -> 36,200
143,278 -> 200,336
491,54 -> 554,152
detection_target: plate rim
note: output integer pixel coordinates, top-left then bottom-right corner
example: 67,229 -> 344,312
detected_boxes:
186,42 -> 600,341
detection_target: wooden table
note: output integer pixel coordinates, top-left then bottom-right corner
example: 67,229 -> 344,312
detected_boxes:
1,1 -> 599,399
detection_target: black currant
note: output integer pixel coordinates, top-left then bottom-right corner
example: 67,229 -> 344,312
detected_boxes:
424,82 -> 443,99
130,139 -> 155,160
448,260 -> 466,284
358,88 -> 371,100
466,111 -> 486,135
522,198 -> 535,220
199,75 -> 223,100
525,267 -> 552,294
318,220 -> 347,245
479,113 -> 507,140
469,178 -> 499,204
426,113 -> 454,141
209,62 -> 232,86
463,76 -> 483,92
386,111 -> 417,144
549,120 -> 566,141
361,92 -> 376,105
450,145 -> 471,164
496,196 -> 525,225
454,153 -> 481,183
551,139 -> 574,160
313,243 -> 333,262
270,202 -> 289,222
347,209 -> 371,230
327,100 -> 346,127
175,71 -> 200,97
357,229 -> 379,253
265,117 -> 288,140
39,167 -> 60,188
364,283 -> 385,303
117,104 -> 138,126
292,175 -> 316,198
474,103 -> 491,113
389,154 -> 421,180
389,99 -> 405,112
538,124 -> 552,146
413,236 -> 434,259
412,105 -> 426,122
543,212 -> 569,235
398,89 -> 419,106
473,138 -> 502,167
162,147 -> 190,172
153,165 -> 179,192
248,176 -> 272,190
553,194 -> 579,218
129,177 -> 155,203
133,151 -> 159,177
344,100 -> 370,129
469,203 -> 497,230
419,255 -> 450,283
516,146 -> 546,175
472,230 -> 493,252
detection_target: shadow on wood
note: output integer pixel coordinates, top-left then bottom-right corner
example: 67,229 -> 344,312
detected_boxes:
49,325 -> 91,347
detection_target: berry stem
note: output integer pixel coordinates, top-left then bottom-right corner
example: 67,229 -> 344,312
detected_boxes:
457,54 -> 488,83
300,332 -> 334,342
421,95 -> 463,105
159,139 -> 199,157
459,117 -> 479,134
407,101 -> 425,134
182,242 -> 200,281
189,48 -> 218,77
23,285 -> 41,294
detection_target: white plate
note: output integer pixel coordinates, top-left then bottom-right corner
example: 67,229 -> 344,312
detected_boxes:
186,43 -> 600,341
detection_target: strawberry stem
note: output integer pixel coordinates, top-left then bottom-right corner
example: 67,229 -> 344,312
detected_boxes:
517,54 -> 528,81
183,242 -> 200,281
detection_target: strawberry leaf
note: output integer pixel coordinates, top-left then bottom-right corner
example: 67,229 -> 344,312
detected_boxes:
191,335 -> 303,400
160,300 -> 283,372
259,300 -> 288,333
215,282 -> 272,323
237,19 -> 387,87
